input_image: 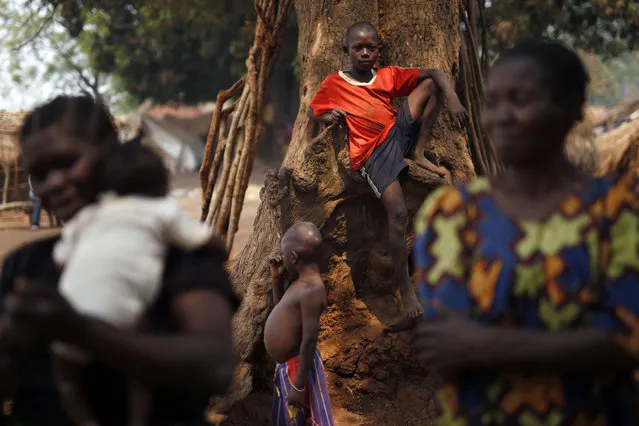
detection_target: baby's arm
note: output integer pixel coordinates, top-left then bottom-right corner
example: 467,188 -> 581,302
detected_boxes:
128,379 -> 153,426
166,210 -> 212,251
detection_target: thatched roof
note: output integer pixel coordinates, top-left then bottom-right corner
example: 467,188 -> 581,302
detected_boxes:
565,108 -> 599,175
597,99 -> 639,127
594,116 -> 639,176
0,111 -> 28,136
0,111 -> 28,164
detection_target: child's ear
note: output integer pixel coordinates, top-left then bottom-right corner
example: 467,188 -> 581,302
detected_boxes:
291,250 -> 299,265
342,45 -> 348,55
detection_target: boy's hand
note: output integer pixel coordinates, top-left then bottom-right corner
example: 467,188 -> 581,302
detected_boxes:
287,386 -> 306,409
325,108 -> 347,124
270,256 -> 286,280
448,102 -> 469,129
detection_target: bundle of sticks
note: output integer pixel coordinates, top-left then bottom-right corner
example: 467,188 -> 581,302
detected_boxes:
199,0 -> 293,251
459,0 -> 501,176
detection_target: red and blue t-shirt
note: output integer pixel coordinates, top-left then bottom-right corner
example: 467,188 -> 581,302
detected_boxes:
310,66 -> 420,170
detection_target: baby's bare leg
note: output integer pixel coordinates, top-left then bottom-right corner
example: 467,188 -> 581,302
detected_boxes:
128,379 -> 153,426
53,356 -> 99,426
128,318 -> 153,426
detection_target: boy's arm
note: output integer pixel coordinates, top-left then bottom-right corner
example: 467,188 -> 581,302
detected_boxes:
308,75 -> 346,124
418,69 -> 468,127
418,69 -> 462,107
291,286 -> 323,392
270,257 -> 287,305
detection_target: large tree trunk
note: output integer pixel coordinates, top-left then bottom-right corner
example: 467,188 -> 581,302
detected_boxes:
213,1 -> 474,424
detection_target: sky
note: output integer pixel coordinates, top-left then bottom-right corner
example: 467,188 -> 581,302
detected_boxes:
0,48 -> 58,111
0,0 -> 63,111
0,0 -> 635,112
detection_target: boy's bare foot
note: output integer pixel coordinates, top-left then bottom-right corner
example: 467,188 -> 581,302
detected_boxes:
386,286 -> 424,332
414,155 -> 448,178
386,314 -> 420,333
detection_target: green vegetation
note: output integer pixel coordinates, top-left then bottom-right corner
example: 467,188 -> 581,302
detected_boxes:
0,0 -> 636,109
485,0 -> 638,57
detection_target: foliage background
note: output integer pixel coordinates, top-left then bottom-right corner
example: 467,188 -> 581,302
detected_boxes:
0,0 -> 636,111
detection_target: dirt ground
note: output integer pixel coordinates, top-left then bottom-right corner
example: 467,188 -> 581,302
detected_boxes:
0,163 -> 268,263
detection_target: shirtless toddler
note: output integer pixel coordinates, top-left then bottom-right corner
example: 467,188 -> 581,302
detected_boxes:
264,222 -> 334,426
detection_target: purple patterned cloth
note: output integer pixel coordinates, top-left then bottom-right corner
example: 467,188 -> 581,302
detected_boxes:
272,349 -> 334,426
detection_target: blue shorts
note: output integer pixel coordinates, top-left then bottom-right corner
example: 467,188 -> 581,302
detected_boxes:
359,99 -> 420,198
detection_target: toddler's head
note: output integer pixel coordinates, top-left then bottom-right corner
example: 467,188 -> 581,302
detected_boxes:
99,142 -> 169,197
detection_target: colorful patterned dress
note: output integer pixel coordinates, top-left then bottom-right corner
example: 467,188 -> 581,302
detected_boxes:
414,173 -> 639,425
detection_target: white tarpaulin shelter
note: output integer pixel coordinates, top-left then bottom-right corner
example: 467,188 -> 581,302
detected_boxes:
117,113 -> 206,173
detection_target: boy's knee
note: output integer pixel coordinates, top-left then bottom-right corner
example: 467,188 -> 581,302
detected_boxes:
389,206 -> 409,229
418,78 -> 438,96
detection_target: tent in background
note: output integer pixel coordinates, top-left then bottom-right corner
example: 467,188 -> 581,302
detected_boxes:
117,101 -> 237,174
117,112 -> 206,173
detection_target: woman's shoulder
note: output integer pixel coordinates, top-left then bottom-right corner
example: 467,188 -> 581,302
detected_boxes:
414,181 -> 483,235
594,171 -> 639,218
162,239 -> 239,312
419,178 -> 489,212
2,235 -> 59,272
1,235 -> 60,295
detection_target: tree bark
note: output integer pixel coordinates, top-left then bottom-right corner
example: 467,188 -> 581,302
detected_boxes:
213,1 -> 474,424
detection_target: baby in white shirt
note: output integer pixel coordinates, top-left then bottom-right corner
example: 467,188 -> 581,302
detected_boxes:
51,143 -> 212,426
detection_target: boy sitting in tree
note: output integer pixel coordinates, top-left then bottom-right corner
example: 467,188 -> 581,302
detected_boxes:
308,21 -> 468,330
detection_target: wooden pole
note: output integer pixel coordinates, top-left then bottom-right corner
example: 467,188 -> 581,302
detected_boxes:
200,0 -> 293,251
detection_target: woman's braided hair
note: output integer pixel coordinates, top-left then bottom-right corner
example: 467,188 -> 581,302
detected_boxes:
19,95 -> 119,148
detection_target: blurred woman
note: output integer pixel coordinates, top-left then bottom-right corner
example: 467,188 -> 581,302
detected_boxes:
413,40 -> 639,425
0,95 -> 238,426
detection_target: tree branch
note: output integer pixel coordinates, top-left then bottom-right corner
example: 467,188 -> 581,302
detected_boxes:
49,36 -> 103,100
11,6 -> 58,52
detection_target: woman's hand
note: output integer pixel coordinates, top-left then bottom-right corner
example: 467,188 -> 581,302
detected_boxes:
412,307 -> 490,372
4,278 -> 85,344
